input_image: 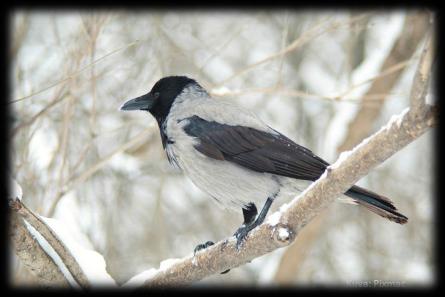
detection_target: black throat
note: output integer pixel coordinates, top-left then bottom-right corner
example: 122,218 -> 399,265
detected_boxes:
147,76 -> 198,148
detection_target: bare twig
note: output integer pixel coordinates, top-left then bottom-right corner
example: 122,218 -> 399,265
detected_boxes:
216,13 -> 371,87
409,30 -> 435,112
210,85 -> 407,104
11,87 -> 67,137
9,39 -> 140,104
46,126 -> 154,216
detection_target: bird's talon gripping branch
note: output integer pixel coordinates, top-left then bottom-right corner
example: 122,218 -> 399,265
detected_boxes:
193,241 -> 230,274
193,240 -> 214,255
233,225 -> 254,250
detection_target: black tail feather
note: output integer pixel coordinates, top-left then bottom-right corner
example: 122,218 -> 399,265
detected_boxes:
345,185 -> 408,224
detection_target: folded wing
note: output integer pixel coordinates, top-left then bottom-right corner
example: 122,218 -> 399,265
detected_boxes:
182,115 -> 329,181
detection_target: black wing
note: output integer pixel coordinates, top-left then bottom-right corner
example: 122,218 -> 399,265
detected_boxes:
182,115 -> 329,181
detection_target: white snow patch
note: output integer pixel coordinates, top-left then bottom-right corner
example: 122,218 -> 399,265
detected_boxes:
122,257 -> 183,288
348,106 -> 410,157
40,216 -> 117,286
330,107 -> 410,171
333,150 -> 352,168
266,211 -> 282,226
387,107 -> 410,128
329,150 -> 353,171
191,256 -> 198,266
425,92 -> 435,105
159,258 -> 182,271
266,202 -> 291,226
23,220 -> 81,288
277,227 -> 290,241
123,268 -> 158,287
9,177 -> 23,201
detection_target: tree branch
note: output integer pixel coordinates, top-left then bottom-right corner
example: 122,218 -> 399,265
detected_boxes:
9,198 -> 91,288
10,209 -> 70,287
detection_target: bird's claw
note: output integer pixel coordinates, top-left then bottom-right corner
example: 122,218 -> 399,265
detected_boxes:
193,240 -> 230,274
193,240 -> 214,255
233,224 -> 251,250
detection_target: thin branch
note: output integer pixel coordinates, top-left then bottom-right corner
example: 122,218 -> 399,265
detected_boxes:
9,39 -> 140,104
46,126 -> 154,216
11,87 -> 67,137
210,86 -> 407,104
337,58 -> 413,100
409,29 -> 435,112
216,13 -> 371,87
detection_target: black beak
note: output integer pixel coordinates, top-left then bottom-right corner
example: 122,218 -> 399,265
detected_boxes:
120,93 -> 156,111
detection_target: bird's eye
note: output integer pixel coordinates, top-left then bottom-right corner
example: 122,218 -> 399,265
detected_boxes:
153,92 -> 160,99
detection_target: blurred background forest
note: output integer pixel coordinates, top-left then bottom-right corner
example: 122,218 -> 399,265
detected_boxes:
10,9 -> 434,286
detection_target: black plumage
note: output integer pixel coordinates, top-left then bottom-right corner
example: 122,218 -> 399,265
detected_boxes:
183,115 -> 328,181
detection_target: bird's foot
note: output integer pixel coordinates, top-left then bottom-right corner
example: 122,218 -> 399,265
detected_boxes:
233,223 -> 256,250
193,240 -> 214,255
193,240 -> 230,274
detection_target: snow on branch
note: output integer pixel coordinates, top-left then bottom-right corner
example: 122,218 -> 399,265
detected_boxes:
9,198 -> 91,288
9,182 -> 117,288
10,209 -> 71,287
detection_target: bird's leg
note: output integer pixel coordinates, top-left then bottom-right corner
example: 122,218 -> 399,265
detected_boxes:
192,203 -> 259,274
242,202 -> 258,225
234,197 -> 274,249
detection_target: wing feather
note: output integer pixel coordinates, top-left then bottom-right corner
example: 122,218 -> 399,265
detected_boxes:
183,115 -> 328,181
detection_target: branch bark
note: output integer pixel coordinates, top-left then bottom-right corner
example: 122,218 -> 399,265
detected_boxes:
272,210 -> 327,284
10,210 -> 70,287
9,198 -> 91,288
132,26 -> 436,287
